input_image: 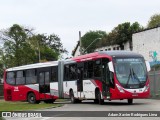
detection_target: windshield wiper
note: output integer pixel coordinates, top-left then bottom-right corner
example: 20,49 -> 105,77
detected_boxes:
131,68 -> 142,86
126,68 -> 132,87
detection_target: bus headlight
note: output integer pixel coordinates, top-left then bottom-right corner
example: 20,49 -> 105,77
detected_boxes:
116,84 -> 125,93
144,84 -> 149,92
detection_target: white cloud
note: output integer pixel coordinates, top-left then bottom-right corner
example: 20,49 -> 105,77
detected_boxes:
0,0 -> 160,58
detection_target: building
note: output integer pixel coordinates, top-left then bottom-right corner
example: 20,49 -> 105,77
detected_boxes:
95,42 -> 130,52
132,26 -> 160,65
72,41 -> 130,57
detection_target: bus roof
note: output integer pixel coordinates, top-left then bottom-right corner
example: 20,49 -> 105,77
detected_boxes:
99,51 -> 143,58
6,61 -> 58,72
72,51 -> 143,61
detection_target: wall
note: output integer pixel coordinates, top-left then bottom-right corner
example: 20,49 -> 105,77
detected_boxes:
149,70 -> 160,97
95,45 -> 120,51
132,27 -> 160,64
124,41 -> 130,51
95,41 -> 130,52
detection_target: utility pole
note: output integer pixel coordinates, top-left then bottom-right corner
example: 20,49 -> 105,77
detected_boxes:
79,31 -> 82,55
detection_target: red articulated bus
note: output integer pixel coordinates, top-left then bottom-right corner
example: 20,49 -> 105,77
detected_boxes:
3,51 -> 151,104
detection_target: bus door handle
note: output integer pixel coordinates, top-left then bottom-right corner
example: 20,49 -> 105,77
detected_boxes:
66,82 -> 67,87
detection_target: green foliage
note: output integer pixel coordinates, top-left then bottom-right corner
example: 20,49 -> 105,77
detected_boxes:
147,14 -> 160,28
0,100 -> 62,111
0,24 -> 67,79
81,30 -> 107,53
102,22 -> 143,49
80,22 -> 142,54
0,24 -> 37,67
151,64 -> 160,71
31,34 -> 67,61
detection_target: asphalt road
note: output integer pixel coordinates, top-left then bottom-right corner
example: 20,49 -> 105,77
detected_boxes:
3,99 -> 160,120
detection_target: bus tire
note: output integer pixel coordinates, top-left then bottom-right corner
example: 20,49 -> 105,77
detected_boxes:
70,90 -> 76,103
98,91 -> 104,105
94,89 -> 99,104
27,93 -> 37,104
128,99 -> 133,104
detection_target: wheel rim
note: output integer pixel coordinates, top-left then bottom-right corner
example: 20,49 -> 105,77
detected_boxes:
31,96 -> 34,101
28,94 -> 35,103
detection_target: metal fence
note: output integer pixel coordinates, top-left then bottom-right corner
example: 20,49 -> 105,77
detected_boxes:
149,70 -> 160,98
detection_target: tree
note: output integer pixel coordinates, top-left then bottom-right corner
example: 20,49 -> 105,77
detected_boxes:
0,48 -> 5,81
147,14 -> 160,28
30,34 -> 68,61
0,24 -> 67,79
81,30 -> 107,53
0,24 -> 36,67
105,22 -> 143,50
0,24 -> 68,68
96,34 -> 108,48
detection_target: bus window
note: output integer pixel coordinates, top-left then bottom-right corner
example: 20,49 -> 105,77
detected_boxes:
51,66 -> 58,82
26,69 -> 37,84
6,72 -> 15,85
83,62 -> 88,79
64,65 -> 69,81
69,64 -> 77,80
94,59 -> 101,78
64,64 -> 77,81
16,71 -> 25,85
45,72 -> 50,84
88,61 -> 94,78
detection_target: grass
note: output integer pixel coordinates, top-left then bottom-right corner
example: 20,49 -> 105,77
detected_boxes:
0,100 -> 62,111
0,118 -> 5,120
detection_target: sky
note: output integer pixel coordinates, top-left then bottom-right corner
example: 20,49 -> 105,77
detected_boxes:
0,0 -> 160,58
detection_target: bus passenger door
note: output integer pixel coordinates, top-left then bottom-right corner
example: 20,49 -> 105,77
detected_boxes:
102,59 -> 111,99
77,63 -> 84,98
38,68 -> 51,99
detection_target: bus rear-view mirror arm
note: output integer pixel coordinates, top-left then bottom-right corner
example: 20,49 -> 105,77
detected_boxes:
108,61 -> 114,73
145,61 -> 151,72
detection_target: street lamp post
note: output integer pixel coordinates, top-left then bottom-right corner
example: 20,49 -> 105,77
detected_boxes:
82,38 -> 101,54
24,29 -> 41,63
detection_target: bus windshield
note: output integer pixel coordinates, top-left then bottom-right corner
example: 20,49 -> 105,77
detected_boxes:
114,58 -> 147,88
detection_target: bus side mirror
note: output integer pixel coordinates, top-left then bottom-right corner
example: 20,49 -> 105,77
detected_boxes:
145,61 -> 151,72
108,61 -> 114,73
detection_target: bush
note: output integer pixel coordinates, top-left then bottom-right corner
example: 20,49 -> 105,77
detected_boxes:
151,64 -> 160,71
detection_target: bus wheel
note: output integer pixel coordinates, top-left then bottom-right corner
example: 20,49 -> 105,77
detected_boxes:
94,90 -> 99,104
128,99 -> 133,104
27,93 -> 37,104
70,90 -> 76,103
98,91 -> 104,105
